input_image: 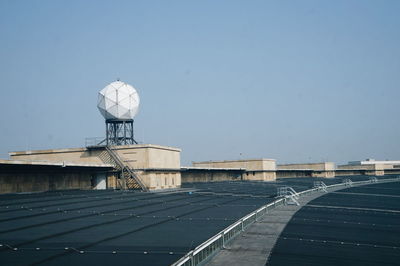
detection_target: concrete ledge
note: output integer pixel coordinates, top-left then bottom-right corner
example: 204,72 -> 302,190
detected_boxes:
181,167 -> 246,171
194,158 -> 276,164
0,159 -> 114,169
9,144 -> 181,156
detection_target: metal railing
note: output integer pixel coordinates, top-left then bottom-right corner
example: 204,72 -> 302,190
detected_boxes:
171,176 -> 400,266
277,187 -> 300,205
369,176 -> 378,183
85,137 -> 105,147
342,178 -> 353,187
313,181 -> 328,192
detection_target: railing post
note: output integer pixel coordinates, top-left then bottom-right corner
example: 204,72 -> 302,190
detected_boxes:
186,250 -> 193,266
221,232 -> 225,249
241,219 -> 244,231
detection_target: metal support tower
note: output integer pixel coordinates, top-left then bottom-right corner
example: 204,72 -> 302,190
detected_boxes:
105,119 -> 137,146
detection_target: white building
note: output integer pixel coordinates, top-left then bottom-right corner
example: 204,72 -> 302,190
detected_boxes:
348,158 -> 400,166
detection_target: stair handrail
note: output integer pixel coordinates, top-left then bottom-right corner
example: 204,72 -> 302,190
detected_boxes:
314,181 -> 328,192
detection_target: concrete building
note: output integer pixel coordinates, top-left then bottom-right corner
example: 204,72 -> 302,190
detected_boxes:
277,162 -> 336,178
192,159 -> 277,181
8,144 -> 181,191
336,158 -> 400,176
5,142 -> 399,194
181,167 -> 245,183
348,158 -> 400,166
347,159 -> 400,172
337,163 -> 385,176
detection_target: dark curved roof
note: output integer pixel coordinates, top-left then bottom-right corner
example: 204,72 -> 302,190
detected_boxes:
267,182 -> 400,265
0,176 -> 398,265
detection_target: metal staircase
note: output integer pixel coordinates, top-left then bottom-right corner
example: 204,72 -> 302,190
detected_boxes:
98,146 -> 148,192
277,186 -> 300,206
369,176 -> 378,183
342,178 -> 353,187
313,181 -> 328,192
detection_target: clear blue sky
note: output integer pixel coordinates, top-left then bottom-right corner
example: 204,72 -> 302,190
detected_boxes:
0,0 -> 399,165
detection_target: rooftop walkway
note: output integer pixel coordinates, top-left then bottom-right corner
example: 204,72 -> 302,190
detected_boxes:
207,181 -> 400,266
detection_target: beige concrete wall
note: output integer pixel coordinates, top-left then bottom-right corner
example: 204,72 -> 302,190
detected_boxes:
0,168 -> 180,193
145,171 -> 181,190
114,145 -> 181,169
335,170 -> 363,176
278,162 -> 335,171
181,170 -> 243,183
338,164 -> 377,170
10,148 -> 104,164
369,170 -> 384,176
336,164 -> 384,176
337,164 -> 384,176
192,159 -> 276,181
311,171 -> 335,178
276,170 -> 313,178
276,169 -> 334,178
277,162 -> 335,178
147,148 -> 180,169
261,160 -> 277,171
181,169 -> 276,183
10,144 -> 181,170
335,169 -> 383,176
115,147 -> 148,169
243,171 -> 276,181
106,172 -> 119,189
0,172 -> 92,194
193,159 -> 276,171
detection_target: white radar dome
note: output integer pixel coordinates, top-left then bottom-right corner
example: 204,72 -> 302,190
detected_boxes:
97,80 -> 140,121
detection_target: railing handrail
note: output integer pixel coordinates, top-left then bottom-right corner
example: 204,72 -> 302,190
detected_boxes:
85,137 -> 105,147
171,176 -> 400,266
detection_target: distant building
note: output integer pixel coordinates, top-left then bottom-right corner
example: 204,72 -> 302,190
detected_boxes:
192,159 -> 277,181
348,158 -> 400,166
337,158 -> 400,176
277,162 -> 336,178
